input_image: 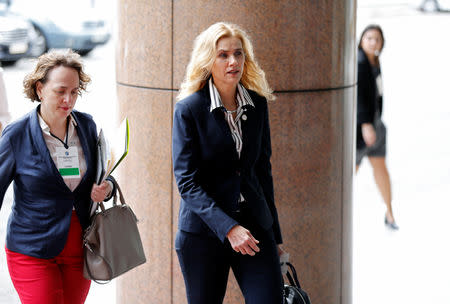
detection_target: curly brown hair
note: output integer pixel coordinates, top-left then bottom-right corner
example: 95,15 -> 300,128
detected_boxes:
23,49 -> 91,102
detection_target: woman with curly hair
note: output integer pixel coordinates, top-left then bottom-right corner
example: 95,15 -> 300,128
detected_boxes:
0,50 -> 115,303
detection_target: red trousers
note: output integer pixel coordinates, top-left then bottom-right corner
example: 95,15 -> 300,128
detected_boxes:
6,211 -> 91,304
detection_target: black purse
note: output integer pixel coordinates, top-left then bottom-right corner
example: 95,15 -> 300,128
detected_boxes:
283,262 -> 311,304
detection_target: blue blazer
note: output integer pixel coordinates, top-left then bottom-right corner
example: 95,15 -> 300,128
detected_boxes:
172,83 -> 282,244
0,106 -> 98,259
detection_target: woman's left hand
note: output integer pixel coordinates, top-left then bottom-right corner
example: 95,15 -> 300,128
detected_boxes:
361,123 -> 376,146
90,181 -> 112,202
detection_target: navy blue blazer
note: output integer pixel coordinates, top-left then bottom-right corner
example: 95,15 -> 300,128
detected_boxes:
172,83 -> 283,244
0,106 -> 98,259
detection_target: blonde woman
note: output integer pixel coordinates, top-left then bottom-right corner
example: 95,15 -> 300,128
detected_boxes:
172,22 -> 285,304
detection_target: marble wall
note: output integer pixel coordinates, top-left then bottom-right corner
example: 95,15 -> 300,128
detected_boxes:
116,1 -> 356,303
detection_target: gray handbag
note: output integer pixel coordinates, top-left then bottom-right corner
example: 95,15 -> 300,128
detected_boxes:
83,177 -> 146,283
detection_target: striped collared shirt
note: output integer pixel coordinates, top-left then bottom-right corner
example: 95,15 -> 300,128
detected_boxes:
209,78 -> 254,205
38,112 -> 87,192
208,77 -> 254,158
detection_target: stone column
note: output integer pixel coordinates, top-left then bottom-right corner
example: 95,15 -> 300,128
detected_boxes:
116,1 -> 356,303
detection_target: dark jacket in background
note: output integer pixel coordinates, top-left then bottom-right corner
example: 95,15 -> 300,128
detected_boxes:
357,48 -> 383,149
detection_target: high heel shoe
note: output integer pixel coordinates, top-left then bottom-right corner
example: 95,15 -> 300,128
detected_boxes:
384,216 -> 399,230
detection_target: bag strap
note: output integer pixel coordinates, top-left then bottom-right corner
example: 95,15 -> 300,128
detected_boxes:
83,244 -> 113,284
91,176 -> 127,216
89,177 -> 138,224
285,269 -> 296,287
286,262 -> 303,289
108,176 -> 126,206
90,175 -> 125,217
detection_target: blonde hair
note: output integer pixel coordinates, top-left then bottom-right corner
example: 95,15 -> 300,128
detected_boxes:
23,49 -> 91,102
177,22 -> 275,101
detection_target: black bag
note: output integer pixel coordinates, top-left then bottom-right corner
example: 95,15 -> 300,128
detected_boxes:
283,262 -> 311,304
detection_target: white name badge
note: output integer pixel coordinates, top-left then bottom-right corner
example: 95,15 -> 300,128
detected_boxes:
56,146 -> 80,178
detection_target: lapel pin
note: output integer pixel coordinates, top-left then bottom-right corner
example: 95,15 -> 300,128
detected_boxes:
242,114 -> 247,121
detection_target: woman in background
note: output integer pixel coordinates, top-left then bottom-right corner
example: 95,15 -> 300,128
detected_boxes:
356,24 -> 398,230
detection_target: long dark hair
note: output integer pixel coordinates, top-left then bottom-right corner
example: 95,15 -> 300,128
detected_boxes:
358,24 -> 385,66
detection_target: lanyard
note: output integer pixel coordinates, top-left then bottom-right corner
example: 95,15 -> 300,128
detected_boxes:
50,118 -> 70,149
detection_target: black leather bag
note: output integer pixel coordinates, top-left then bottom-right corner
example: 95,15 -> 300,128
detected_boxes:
283,262 -> 311,304
83,177 -> 146,283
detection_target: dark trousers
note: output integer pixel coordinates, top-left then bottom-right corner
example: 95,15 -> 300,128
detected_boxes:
175,219 -> 283,304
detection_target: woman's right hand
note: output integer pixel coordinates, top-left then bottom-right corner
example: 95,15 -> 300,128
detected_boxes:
226,225 -> 260,256
90,181 -> 113,203
362,123 -> 376,147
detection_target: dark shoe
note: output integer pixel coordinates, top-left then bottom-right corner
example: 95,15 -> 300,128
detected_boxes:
384,217 -> 399,230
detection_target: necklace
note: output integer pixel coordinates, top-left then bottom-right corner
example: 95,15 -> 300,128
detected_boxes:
225,108 -> 238,114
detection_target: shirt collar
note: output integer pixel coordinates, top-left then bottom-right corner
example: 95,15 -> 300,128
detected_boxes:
38,112 -> 77,135
209,78 -> 255,112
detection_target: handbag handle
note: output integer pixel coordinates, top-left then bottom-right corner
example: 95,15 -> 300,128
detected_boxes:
93,176 -> 126,214
285,262 -> 303,289
108,176 -> 126,207
83,245 -> 113,284
98,177 -> 138,222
